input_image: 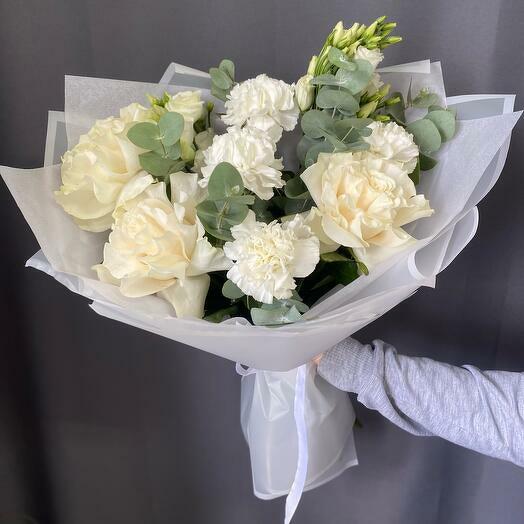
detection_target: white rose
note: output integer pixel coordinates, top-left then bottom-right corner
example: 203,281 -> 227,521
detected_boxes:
295,74 -> 315,112
200,126 -> 284,200
301,151 -> 433,269
224,210 -> 320,304
55,103 -> 153,232
165,90 -> 205,161
363,121 -> 419,174
222,74 -> 299,142
94,172 -> 231,318
353,46 -> 384,69
165,90 -> 205,122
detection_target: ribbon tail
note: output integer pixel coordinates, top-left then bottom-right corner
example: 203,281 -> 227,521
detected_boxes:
284,364 -> 308,524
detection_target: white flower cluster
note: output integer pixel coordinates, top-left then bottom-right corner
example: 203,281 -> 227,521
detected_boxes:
199,74 -> 299,202
301,121 -> 432,269
224,211 -> 320,304
222,74 -> 299,142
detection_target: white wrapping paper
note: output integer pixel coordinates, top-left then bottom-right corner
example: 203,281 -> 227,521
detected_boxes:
1,62 -> 520,516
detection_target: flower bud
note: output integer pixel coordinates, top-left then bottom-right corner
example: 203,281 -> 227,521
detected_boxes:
357,100 -> 378,118
295,74 -> 315,112
332,21 -> 344,46
307,55 -> 318,75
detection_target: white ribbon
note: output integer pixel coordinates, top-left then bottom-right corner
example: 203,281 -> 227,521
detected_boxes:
236,363 -> 309,524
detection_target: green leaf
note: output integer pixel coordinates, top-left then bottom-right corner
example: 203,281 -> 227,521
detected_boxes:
412,90 -> 439,108
336,60 -> 374,95
331,260 -> 359,285
419,153 -> 438,171
196,199 -> 249,241
222,279 -> 244,299
251,305 -> 303,326
211,84 -> 228,101
284,177 -> 310,199
297,135 -> 320,164
386,92 -> 406,123
284,197 -> 314,215
406,119 -> 442,153
409,159 -> 420,185
218,59 -> 235,80
158,111 -> 184,146
301,110 -> 336,139
139,151 -> 183,178
305,141 -> 335,167
207,162 -> 244,200
162,142 -> 181,160
425,110 -> 456,142
320,251 -> 350,263
310,74 -> 340,87
127,122 -> 161,150
204,305 -> 240,323
316,87 -> 359,114
210,67 -> 233,90
327,47 -> 357,71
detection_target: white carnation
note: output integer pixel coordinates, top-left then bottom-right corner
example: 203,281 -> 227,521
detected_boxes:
353,46 -> 384,69
200,126 -> 284,200
363,121 -> 419,174
224,210 -> 320,304
222,74 -> 299,142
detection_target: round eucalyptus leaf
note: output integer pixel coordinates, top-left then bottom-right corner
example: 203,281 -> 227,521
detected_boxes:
335,60 -> 374,94
419,152 -> 438,171
310,74 -> 340,87
297,135 -> 320,164
158,111 -> 184,146
301,110 -> 336,139
207,162 -> 244,199
127,122 -> 161,150
305,141 -> 335,167
210,67 -> 233,90
406,118 -> 442,153
284,177 -> 310,199
222,279 -> 244,300
425,110 -> 456,142
219,59 -> 235,80
139,151 -> 179,178
327,47 -> 357,71
251,305 -> 302,326
316,87 -> 359,114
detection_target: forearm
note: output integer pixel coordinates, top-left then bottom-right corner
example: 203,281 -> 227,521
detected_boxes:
318,339 -> 524,466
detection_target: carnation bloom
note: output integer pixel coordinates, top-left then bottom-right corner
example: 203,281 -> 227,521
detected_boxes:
94,172 -> 231,318
301,151 -> 433,269
200,126 -> 284,200
55,103 -> 154,232
363,121 -> 419,174
224,211 -> 320,304
222,74 -> 299,142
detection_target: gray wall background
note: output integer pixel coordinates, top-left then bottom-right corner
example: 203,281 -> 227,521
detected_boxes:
1,0 -> 524,523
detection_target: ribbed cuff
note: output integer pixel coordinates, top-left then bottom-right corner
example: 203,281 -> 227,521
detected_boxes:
317,337 -> 375,394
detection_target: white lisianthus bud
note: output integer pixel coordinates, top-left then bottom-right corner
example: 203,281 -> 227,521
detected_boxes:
332,21 -> 344,46
295,74 -> 315,112
164,90 -> 205,162
307,55 -> 318,76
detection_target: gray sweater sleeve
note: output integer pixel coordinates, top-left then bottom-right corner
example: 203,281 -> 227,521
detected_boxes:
317,338 -> 524,467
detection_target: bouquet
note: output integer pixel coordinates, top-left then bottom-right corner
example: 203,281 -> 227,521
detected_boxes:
2,17 -> 521,522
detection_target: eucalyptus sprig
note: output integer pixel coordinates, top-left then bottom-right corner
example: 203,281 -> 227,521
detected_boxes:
209,59 -> 236,101
127,111 -> 186,180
